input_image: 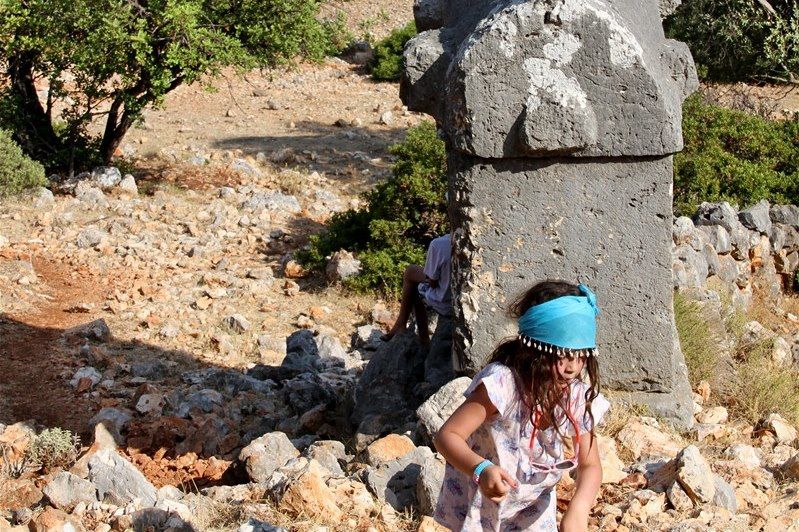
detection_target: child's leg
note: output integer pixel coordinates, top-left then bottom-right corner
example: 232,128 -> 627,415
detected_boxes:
384,265 -> 426,340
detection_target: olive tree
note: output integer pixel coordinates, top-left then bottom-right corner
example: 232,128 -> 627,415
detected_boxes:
0,0 -> 344,172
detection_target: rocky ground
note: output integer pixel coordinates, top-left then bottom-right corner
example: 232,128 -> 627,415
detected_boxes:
2,2 -> 799,528
1,168 -> 798,532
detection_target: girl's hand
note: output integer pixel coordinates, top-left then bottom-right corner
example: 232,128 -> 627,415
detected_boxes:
478,465 -> 518,503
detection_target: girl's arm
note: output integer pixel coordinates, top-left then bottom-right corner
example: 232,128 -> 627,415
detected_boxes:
560,431 -> 602,532
434,383 -> 519,503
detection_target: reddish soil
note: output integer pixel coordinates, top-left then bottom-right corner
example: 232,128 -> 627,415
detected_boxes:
0,250 -> 109,436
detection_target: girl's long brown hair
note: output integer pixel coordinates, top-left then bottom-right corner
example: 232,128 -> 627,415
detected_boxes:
489,280 -> 600,441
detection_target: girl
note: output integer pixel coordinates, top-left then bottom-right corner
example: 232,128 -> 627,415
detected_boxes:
433,281 -> 610,531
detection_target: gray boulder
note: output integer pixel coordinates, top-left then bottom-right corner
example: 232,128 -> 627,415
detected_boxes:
416,453 -> 446,516
770,204 -> 799,228
129,508 -> 193,532
325,250 -> 362,282
90,166 -> 122,189
416,377 -> 470,444
694,202 -> 739,233
43,472 -> 98,510
88,407 -> 132,444
672,217 -> 695,245
74,181 -> 109,208
229,158 -> 261,177
694,202 -> 751,259
238,519 -> 288,532
673,244 -> 707,288
281,330 -> 352,372
239,432 -> 299,483
365,446 -> 434,511
243,190 -> 301,214
413,0 -> 445,31
675,445 -> 716,504
304,440 -> 347,477
351,331 -> 427,429
424,314 -> 455,389
739,200 -> 772,233
701,243 -> 720,277
88,449 -> 158,506
76,226 -> 105,249
712,474 -> 737,513
715,254 -> 739,284
769,224 -> 791,251
698,225 -> 731,254
119,174 -> 138,195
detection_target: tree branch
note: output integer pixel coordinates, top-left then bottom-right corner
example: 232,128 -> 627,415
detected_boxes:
754,0 -> 777,17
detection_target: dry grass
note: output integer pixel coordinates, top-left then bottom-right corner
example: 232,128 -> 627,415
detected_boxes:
191,497 -> 420,532
598,396 -> 651,440
674,292 -> 720,387
728,340 -> 799,427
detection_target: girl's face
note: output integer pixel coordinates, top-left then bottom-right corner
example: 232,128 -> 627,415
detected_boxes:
555,355 -> 586,383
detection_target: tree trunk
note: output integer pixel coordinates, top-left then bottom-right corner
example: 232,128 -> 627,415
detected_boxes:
99,100 -> 136,165
6,55 -> 63,165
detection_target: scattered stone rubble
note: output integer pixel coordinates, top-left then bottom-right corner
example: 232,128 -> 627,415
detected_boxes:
2,322 -> 799,531
2,171 -> 799,531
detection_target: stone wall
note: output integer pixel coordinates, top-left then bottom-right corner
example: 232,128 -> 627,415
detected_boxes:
673,201 -> 799,302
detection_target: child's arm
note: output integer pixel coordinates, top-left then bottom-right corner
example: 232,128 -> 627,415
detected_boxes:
434,383 -> 519,503
560,431 -> 602,532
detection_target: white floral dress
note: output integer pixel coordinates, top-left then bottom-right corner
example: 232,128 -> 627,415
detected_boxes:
433,362 -> 610,531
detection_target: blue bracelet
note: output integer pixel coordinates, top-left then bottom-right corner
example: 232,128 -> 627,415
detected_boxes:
472,459 -> 493,485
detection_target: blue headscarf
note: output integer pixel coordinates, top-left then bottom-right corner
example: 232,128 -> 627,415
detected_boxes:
517,284 -> 599,350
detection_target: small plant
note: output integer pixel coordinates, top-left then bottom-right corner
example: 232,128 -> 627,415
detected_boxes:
1,444 -> 36,479
674,291 -> 721,387
0,128 -> 47,197
371,22 -> 417,81
300,121 -> 447,297
25,428 -> 81,471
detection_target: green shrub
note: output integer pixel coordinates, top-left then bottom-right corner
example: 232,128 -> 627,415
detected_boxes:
674,292 -> 720,387
665,0 -> 799,82
674,94 -> 799,216
371,22 -> 417,81
26,428 -> 80,471
301,121 -> 447,297
0,128 -> 47,196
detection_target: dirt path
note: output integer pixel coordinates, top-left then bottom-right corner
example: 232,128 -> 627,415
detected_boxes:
0,252 -> 109,435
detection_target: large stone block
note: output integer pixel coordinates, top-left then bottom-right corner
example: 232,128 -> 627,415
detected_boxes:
403,0 -> 697,427
403,0 -> 696,159
449,155 -> 693,424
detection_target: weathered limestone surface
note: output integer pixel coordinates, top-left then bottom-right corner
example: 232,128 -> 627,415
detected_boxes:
403,0 -> 697,426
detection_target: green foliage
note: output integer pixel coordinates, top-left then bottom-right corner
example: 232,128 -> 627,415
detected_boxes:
302,121 -> 447,296
0,0 -> 346,172
674,95 -> 799,216
371,22 -> 417,81
0,128 -> 46,196
665,0 -> 799,82
26,428 -> 80,471
674,292 -> 719,387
